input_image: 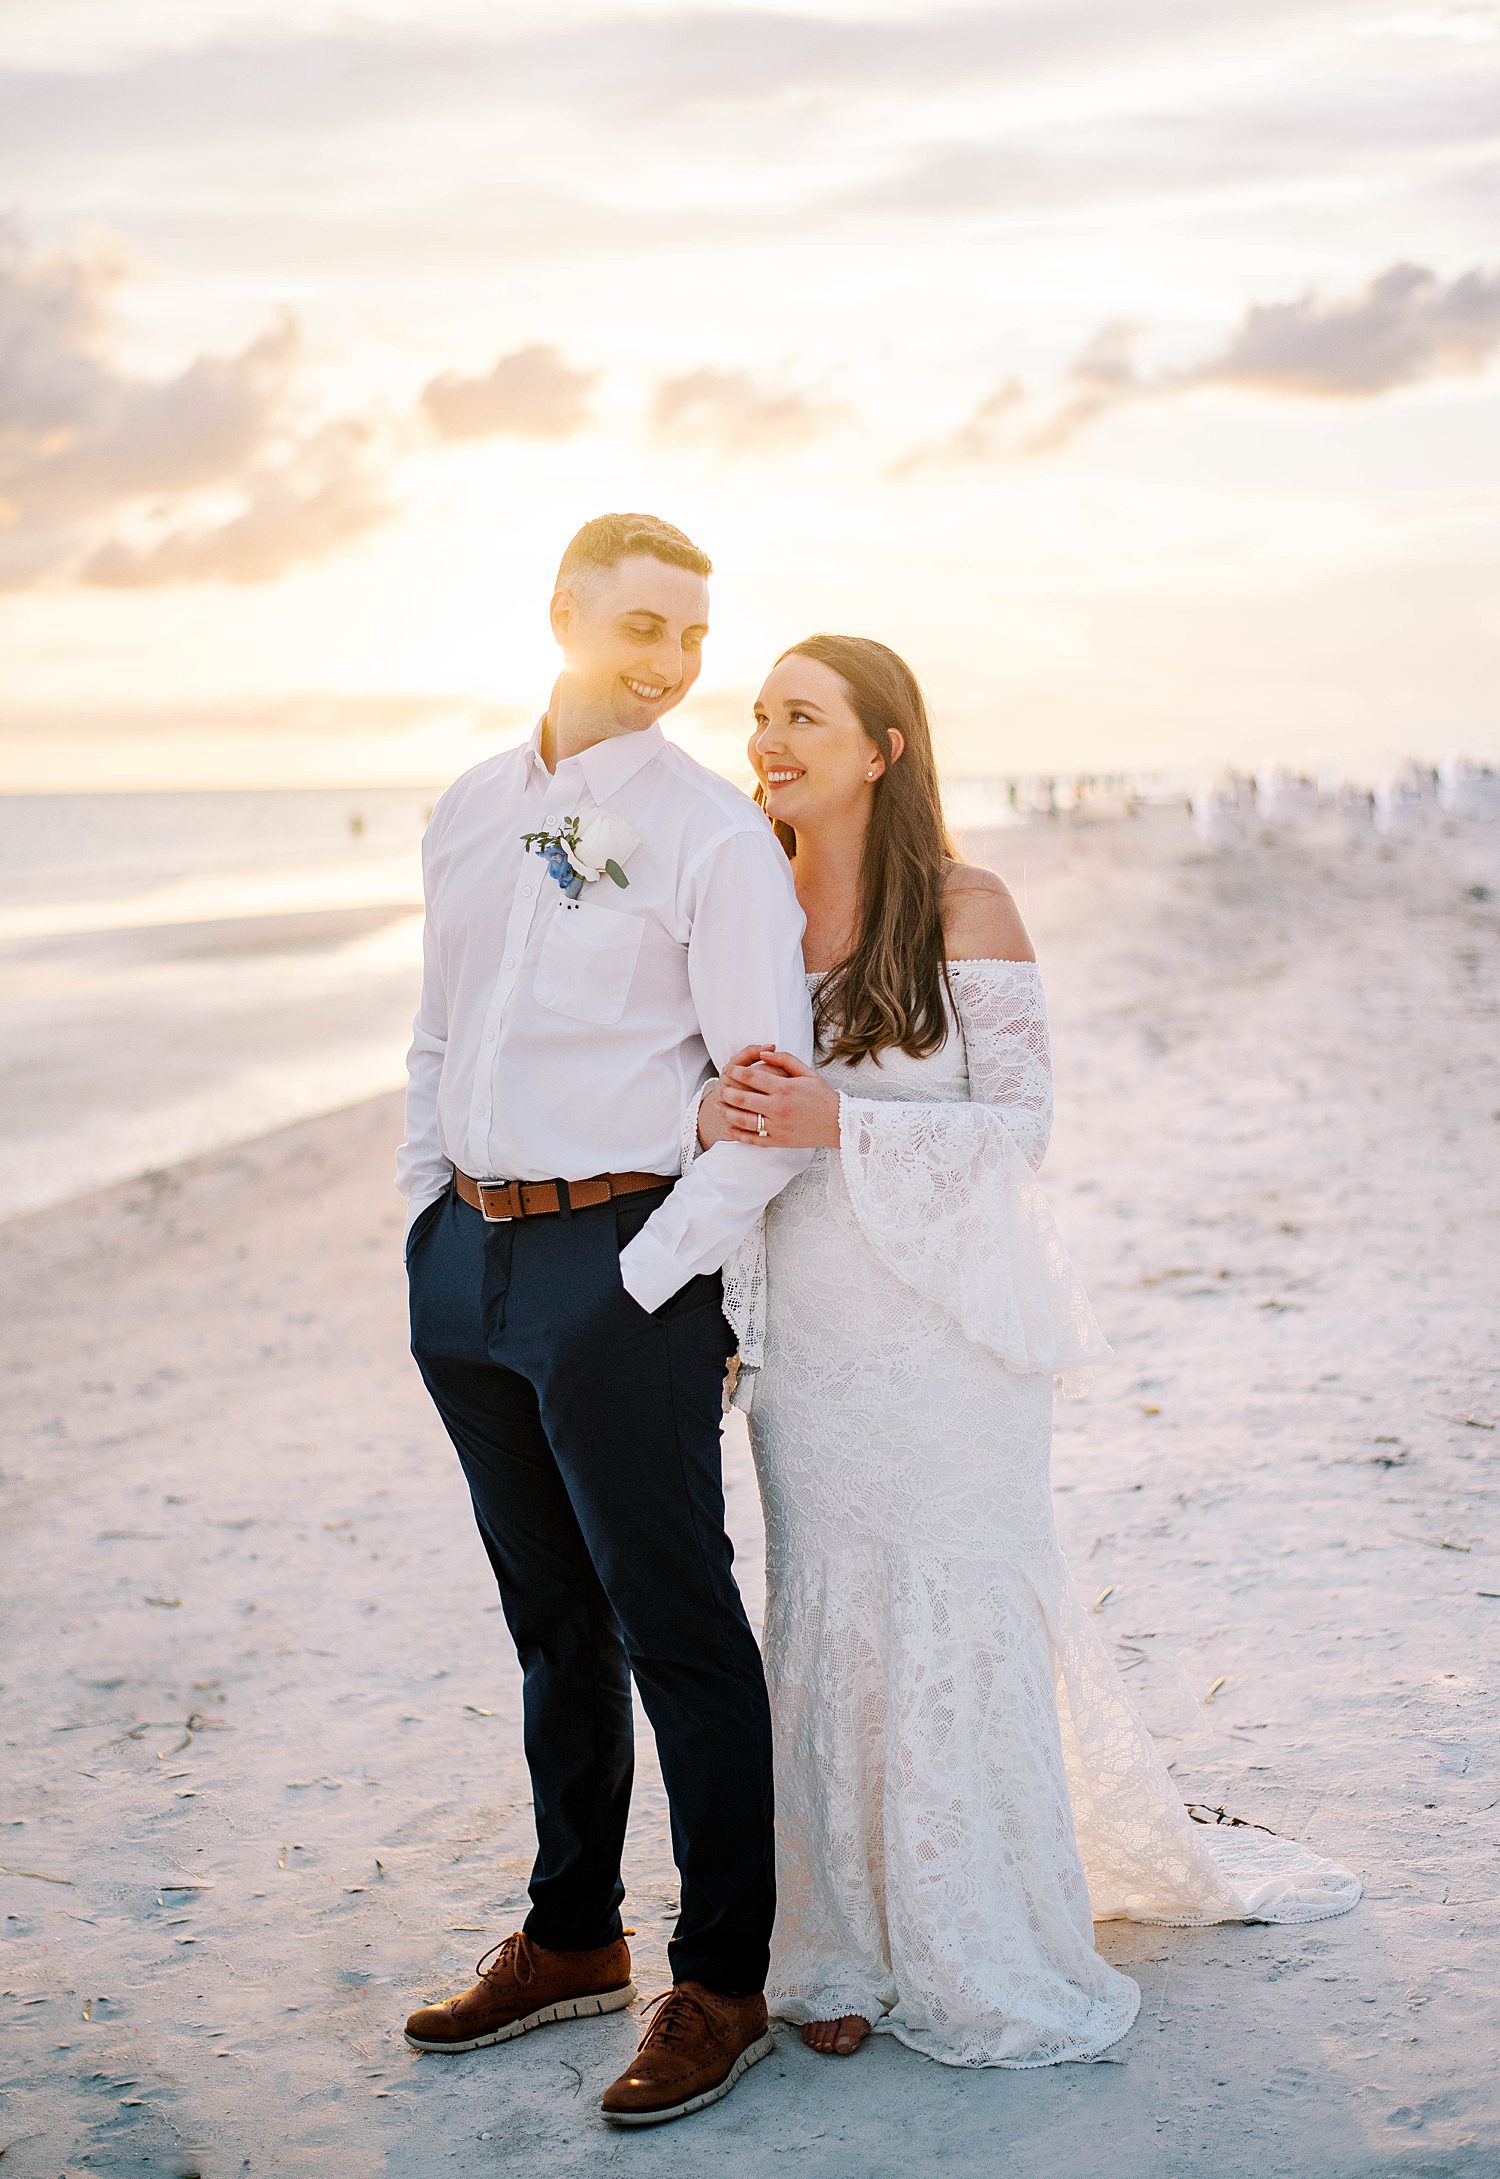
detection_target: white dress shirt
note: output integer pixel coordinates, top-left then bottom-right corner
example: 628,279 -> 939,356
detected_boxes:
396,717 -> 814,1312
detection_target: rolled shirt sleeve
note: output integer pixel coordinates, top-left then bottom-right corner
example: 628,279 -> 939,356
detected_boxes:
394,814 -> 456,1236
617,825 -> 814,1312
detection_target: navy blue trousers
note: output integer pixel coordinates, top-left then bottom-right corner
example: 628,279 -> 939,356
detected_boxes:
406,1179 -> 775,1995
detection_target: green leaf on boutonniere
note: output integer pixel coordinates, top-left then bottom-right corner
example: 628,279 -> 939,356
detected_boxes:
604,860 -> 630,889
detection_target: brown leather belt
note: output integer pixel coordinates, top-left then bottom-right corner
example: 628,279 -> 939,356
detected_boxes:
454,1169 -> 674,1224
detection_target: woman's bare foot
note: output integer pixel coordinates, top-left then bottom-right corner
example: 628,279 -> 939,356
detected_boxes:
801,2014 -> 871,2056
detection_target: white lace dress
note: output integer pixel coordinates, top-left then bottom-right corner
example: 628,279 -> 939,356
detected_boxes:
701,961 -> 1360,2069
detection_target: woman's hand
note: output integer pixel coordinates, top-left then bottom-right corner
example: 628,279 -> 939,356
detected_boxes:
719,1048 -> 842,1149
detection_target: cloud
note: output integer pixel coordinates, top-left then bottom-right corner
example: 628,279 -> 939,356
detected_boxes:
0,4 -> 1388,163
890,377 -> 1026,478
420,344 -> 597,442
0,222 -> 118,436
1020,323 -> 1150,456
0,224 -> 393,590
852,73 -> 1500,227
1372,5 -> 1500,42
4,8 -> 1489,289
650,366 -> 842,454
80,420 -> 391,588
1193,261 -> 1500,397
904,261 -> 1500,465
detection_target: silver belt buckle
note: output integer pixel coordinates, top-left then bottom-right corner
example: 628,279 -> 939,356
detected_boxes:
475,1178 -> 516,1223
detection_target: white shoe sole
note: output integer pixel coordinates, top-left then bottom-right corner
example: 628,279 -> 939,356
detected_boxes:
601,2029 -> 776,2127
404,1980 -> 637,2053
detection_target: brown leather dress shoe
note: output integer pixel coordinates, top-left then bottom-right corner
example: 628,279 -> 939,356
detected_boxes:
404,1931 -> 635,2052
599,1981 -> 774,2127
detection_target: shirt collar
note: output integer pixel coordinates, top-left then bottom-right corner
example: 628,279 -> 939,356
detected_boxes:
522,715 -> 665,803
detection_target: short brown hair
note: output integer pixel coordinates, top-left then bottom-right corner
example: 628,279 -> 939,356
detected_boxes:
556,512 -> 712,591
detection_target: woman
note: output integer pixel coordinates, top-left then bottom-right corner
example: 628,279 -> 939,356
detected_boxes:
690,635 -> 1359,2068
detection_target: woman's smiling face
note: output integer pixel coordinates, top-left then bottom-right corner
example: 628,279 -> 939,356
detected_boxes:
749,654 -> 894,826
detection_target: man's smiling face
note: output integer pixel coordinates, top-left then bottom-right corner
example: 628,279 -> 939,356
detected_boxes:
551,553 -> 710,732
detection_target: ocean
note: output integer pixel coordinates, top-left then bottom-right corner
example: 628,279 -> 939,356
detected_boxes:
0,773 -> 1124,1222
0,789 -> 435,1221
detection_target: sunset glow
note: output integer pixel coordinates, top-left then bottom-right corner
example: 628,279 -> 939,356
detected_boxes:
3,0 -> 1498,789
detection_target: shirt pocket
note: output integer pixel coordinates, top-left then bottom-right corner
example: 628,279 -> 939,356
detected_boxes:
532,900 -> 645,1027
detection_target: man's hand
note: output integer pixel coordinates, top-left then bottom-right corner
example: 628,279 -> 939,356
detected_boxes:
696,1046 -> 770,1148
718,1048 -> 842,1150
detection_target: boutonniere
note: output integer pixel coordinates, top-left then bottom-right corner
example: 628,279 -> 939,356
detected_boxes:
521,811 -> 638,902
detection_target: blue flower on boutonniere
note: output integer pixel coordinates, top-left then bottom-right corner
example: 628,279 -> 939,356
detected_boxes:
521,811 -> 638,905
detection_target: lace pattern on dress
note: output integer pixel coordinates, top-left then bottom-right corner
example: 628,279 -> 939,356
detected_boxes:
695,960 -> 1109,1406
836,963 -> 1110,1388
742,956 -> 1360,2066
680,1079 -> 766,1406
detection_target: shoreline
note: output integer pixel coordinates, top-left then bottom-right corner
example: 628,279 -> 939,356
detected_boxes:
6,799 -> 1496,1231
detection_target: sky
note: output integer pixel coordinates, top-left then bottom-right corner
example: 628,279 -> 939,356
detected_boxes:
1,0 -> 1498,791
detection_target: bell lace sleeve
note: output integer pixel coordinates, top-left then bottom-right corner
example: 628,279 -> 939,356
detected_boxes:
836,960 -> 1111,1385
680,1081 -> 768,1406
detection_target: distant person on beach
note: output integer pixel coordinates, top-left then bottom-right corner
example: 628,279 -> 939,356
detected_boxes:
693,633 -> 1361,2065
396,513 -> 814,2127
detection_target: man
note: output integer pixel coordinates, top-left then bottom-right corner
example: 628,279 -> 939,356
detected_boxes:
396,512 -> 813,2127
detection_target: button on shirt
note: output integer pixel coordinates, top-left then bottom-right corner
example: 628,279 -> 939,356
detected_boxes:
396,718 -> 815,1312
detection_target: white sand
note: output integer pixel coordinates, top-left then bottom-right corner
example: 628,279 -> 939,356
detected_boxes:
2,808 -> 1497,2178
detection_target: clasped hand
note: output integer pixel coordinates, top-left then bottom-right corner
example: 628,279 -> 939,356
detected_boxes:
698,1046 -> 842,1150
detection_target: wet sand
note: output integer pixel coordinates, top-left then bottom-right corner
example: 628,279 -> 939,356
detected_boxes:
2,807 -> 1497,2177
0,898 -> 423,1224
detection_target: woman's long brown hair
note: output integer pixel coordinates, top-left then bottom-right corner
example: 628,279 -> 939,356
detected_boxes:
757,633 -> 959,1067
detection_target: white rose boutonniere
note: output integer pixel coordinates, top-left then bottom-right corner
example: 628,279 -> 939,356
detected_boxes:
521,811 -> 640,901
568,809 -> 637,885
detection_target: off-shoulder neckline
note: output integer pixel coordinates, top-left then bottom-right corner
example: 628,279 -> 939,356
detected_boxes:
804,956 -> 1039,979
946,956 -> 1040,971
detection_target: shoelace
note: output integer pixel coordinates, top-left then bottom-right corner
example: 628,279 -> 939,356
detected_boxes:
474,1933 -> 533,1988
636,1985 -> 715,2053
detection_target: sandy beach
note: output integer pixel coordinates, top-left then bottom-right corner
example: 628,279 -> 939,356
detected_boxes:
2,805 -> 1498,2179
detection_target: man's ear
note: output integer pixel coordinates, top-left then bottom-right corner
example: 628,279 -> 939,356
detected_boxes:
549,587 -> 573,649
